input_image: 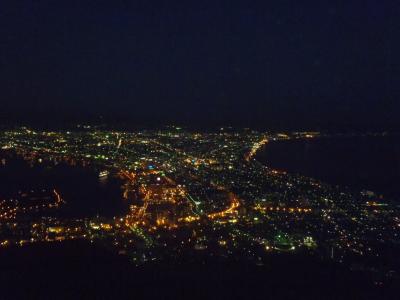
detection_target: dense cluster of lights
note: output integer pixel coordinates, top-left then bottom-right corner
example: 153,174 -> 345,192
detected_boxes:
0,127 -> 398,275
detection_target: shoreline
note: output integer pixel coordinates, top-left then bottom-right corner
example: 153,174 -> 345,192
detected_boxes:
254,135 -> 400,201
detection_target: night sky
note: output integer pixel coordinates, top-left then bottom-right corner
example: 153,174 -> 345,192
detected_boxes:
1,1 -> 399,129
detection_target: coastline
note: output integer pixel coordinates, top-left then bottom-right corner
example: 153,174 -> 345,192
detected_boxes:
254,135 -> 400,201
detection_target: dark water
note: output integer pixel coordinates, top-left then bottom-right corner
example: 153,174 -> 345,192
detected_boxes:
257,136 -> 400,200
0,153 -> 127,218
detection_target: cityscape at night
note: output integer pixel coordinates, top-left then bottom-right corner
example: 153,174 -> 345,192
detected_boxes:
1,127 -> 399,297
1,1 -> 400,298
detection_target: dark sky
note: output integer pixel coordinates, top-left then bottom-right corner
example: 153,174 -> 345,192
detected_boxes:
1,1 -> 399,130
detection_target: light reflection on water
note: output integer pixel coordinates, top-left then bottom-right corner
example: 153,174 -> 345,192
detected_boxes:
0,151 -> 128,218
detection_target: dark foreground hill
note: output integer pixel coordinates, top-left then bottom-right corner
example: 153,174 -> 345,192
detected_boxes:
0,241 -> 398,299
